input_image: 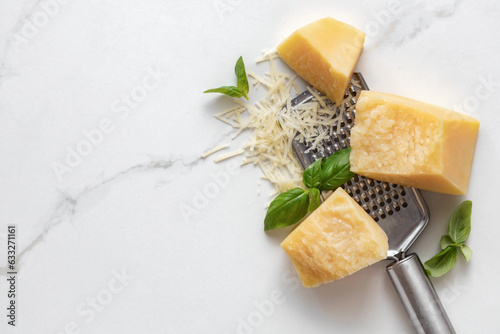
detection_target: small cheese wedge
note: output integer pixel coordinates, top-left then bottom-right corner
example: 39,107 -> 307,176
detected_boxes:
277,17 -> 365,105
281,188 -> 388,288
350,91 -> 480,195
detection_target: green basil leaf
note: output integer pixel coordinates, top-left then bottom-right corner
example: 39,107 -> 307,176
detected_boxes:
440,235 -> 453,250
235,56 -> 249,96
308,188 -> 321,212
264,188 -> 310,231
203,86 -> 247,99
303,158 -> 322,189
424,246 -> 458,277
460,244 -> 473,262
319,148 -> 355,191
204,57 -> 249,100
448,200 -> 472,244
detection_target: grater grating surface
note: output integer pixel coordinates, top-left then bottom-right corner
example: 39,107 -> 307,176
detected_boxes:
290,73 -> 429,259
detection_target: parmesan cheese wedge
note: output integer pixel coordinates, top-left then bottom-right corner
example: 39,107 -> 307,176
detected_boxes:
350,91 -> 480,195
277,17 -> 365,105
281,188 -> 388,288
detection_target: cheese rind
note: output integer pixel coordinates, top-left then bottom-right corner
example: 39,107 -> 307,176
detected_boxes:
280,188 -> 388,288
350,91 -> 480,195
276,17 -> 365,105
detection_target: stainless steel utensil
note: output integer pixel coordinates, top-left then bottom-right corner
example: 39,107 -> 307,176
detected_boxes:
289,73 -> 455,334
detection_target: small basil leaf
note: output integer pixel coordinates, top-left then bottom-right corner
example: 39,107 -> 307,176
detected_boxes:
424,246 -> 458,277
235,56 -> 249,96
448,200 -> 472,244
308,188 -> 321,212
303,158 -> 322,189
264,188 -> 310,231
460,244 -> 473,262
440,235 -> 453,250
203,86 -> 247,99
319,148 -> 355,191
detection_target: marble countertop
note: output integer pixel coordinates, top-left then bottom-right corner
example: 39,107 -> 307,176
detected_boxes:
1,0 -> 499,333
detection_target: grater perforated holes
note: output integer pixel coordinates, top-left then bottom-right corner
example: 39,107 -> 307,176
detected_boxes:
384,194 -> 391,203
339,177 -> 413,221
393,202 -> 401,212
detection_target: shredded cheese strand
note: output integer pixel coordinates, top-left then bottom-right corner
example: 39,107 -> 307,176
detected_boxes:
201,143 -> 230,158
213,149 -> 245,163
209,52 -> 343,193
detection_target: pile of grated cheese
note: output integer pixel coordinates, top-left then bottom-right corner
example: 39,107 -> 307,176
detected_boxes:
206,51 -> 348,194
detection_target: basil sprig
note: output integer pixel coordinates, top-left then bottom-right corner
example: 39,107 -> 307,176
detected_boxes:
264,148 -> 355,231
204,56 -> 249,100
424,200 -> 473,277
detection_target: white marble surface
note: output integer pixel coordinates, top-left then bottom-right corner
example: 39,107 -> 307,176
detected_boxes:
0,0 -> 499,333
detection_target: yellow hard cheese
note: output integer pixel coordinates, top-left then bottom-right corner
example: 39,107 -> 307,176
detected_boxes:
350,91 -> 480,195
281,188 -> 388,288
276,17 -> 365,105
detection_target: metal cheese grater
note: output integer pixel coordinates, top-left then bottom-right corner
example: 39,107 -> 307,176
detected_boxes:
289,73 -> 455,334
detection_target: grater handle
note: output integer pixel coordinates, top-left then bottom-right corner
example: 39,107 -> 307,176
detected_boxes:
386,253 -> 456,334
